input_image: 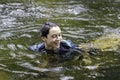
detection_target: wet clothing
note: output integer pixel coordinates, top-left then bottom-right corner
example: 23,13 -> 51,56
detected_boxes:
28,40 -> 82,59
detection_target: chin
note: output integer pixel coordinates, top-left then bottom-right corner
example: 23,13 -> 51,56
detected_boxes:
55,45 -> 60,49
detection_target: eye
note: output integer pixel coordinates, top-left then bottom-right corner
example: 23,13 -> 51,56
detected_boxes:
59,34 -> 62,37
51,34 -> 57,38
51,33 -> 62,38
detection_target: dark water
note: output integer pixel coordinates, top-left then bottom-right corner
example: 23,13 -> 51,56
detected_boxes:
0,0 -> 120,80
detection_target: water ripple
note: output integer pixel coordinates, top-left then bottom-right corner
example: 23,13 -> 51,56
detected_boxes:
19,62 -> 49,72
0,32 -> 13,40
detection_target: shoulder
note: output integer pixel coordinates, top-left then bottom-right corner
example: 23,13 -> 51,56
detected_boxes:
28,42 -> 45,52
59,40 -> 82,59
60,40 -> 78,48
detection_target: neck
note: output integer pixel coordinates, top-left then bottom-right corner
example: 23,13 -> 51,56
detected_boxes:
45,43 -> 54,50
45,44 -> 58,53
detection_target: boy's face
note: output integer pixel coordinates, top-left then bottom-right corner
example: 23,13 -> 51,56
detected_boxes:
42,26 -> 62,50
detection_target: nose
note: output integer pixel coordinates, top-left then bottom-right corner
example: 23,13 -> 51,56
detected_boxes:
56,35 -> 62,41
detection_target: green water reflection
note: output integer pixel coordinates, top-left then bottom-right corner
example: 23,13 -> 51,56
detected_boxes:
0,0 -> 120,80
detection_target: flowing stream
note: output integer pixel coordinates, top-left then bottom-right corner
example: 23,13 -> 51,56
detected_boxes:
0,0 -> 120,80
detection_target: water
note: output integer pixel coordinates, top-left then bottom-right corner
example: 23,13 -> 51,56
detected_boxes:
0,0 -> 120,80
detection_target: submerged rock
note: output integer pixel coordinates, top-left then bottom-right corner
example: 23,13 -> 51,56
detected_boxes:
79,33 -> 120,52
93,33 -> 120,51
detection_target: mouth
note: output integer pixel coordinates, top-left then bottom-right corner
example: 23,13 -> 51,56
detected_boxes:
54,42 -> 60,47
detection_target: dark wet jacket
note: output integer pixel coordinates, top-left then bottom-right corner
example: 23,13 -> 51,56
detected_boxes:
29,40 -> 82,59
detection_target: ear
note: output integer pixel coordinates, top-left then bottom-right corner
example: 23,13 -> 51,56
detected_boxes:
41,36 -> 46,41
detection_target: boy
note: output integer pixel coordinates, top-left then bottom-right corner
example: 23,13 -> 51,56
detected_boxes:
29,22 -> 95,60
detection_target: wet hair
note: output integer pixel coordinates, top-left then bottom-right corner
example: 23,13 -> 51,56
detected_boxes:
40,22 -> 59,37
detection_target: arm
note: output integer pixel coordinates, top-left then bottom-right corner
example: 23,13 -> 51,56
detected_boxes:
79,44 -> 102,55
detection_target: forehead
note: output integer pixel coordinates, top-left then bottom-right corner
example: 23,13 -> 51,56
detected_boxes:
49,26 -> 61,35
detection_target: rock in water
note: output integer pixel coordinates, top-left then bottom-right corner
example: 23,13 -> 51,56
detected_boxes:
92,33 -> 120,51
79,33 -> 120,52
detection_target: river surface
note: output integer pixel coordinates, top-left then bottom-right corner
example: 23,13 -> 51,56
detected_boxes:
0,0 -> 120,80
